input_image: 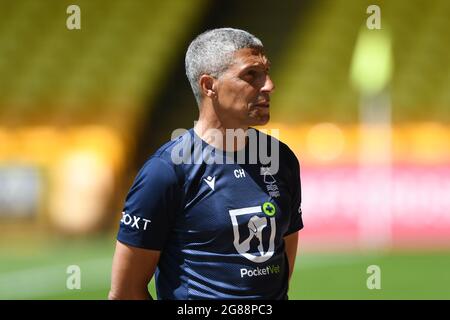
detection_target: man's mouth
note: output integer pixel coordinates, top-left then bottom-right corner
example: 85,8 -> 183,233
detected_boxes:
253,102 -> 270,108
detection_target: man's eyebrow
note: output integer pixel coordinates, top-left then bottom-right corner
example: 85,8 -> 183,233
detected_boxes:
240,62 -> 271,72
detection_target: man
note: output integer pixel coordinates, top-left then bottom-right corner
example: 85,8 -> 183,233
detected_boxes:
109,28 -> 303,300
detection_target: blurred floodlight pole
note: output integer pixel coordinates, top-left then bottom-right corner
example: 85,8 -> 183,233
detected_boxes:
350,26 -> 393,250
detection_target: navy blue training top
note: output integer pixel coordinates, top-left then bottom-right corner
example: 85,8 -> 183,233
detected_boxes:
117,128 -> 303,300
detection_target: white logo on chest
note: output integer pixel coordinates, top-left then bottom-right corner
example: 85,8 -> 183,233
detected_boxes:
229,206 -> 276,263
203,175 -> 215,191
261,167 -> 280,198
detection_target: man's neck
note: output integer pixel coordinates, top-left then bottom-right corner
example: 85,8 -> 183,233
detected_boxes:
194,117 -> 248,152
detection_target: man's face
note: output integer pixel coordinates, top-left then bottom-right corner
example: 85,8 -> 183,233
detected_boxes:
213,47 -> 275,128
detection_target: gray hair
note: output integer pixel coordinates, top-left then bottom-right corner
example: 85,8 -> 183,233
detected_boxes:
185,28 -> 263,106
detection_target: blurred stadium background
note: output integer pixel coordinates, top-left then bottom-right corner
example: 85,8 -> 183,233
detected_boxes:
0,0 -> 449,299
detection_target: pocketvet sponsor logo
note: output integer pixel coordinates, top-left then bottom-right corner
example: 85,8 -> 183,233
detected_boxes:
240,264 -> 281,278
120,211 -> 151,230
229,205 -> 276,263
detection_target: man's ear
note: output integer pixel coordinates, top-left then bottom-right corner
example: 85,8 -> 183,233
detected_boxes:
199,75 -> 216,99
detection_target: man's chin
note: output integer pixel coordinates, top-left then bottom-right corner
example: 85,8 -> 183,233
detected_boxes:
249,114 -> 270,127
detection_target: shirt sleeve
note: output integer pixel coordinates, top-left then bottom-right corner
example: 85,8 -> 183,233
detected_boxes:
117,156 -> 181,250
285,153 -> 304,236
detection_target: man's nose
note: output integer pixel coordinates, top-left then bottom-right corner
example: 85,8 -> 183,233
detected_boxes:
261,74 -> 275,94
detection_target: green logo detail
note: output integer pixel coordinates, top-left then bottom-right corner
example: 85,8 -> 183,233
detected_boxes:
262,202 -> 276,216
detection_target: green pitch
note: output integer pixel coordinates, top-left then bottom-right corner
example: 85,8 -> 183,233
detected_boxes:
0,235 -> 449,299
